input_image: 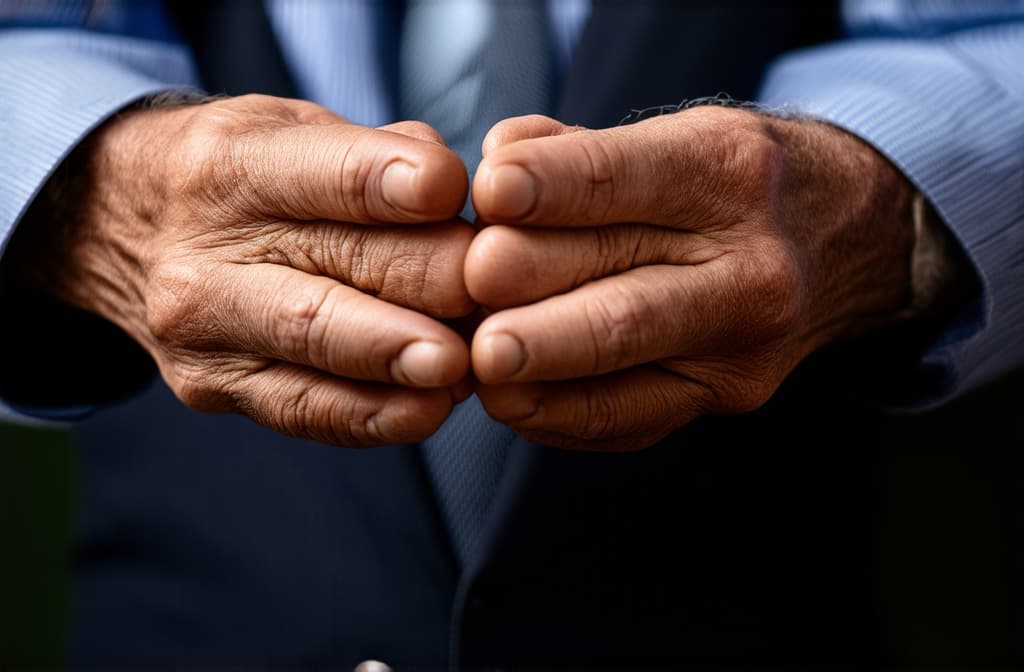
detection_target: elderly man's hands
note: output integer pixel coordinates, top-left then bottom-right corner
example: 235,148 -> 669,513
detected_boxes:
467,109 -> 917,450
22,96 -> 916,452
29,95 -> 476,446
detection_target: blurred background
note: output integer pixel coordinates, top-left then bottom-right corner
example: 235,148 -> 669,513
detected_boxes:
1,367 -> 1021,667
0,421 -> 74,666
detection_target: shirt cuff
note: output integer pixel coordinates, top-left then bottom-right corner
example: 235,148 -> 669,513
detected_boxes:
757,28 -> 1024,408
0,29 -> 199,425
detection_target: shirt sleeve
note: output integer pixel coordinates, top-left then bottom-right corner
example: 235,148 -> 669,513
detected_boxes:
0,27 -> 200,426
757,4 -> 1024,409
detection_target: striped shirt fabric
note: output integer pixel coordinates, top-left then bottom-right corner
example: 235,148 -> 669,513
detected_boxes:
758,8 -> 1024,406
0,0 -> 1022,424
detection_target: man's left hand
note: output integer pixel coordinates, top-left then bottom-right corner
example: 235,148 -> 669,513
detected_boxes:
466,108 -> 917,450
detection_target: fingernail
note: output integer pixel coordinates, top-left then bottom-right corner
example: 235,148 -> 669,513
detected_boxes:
394,341 -> 447,387
382,160 -> 421,212
479,332 -> 526,382
484,164 -> 537,220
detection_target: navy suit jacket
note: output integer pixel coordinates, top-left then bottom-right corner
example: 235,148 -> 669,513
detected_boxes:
63,2 -> 928,669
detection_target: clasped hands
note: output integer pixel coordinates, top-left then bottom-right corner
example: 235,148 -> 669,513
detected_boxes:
48,95 -> 915,450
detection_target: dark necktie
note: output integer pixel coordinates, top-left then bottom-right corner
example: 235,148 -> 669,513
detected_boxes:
399,0 -> 554,565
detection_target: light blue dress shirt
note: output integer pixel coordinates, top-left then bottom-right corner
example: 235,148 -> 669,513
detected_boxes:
1,0 -> 1022,425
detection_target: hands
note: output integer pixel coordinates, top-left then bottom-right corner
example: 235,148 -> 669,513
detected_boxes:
24,95 -> 476,446
22,98 -> 916,451
466,109 -> 916,450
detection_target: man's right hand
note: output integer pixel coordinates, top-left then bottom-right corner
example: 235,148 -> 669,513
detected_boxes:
20,94 -> 476,446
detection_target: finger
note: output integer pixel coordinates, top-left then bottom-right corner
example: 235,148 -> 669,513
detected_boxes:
211,118 -> 468,223
230,361 -> 459,447
254,218 -> 476,317
464,223 -> 724,308
472,109 -> 759,227
476,365 -> 709,451
193,263 -> 470,387
471,263 -> 744,384
377,120 -> 446,145
481,114 -> 573,156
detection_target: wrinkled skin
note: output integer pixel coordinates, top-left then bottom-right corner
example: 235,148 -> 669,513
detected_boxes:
24,95 -> 477,446
19,98 -> 915,451
467,109 -> 915,450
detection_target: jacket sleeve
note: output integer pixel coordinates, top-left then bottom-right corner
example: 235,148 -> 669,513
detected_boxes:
758,1 -> 1024,408
0,5 -> 200,425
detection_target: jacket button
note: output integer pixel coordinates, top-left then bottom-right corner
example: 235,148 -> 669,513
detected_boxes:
354,661 -> 392,672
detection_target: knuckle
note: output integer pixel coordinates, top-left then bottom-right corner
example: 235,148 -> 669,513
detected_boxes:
272,283 -> 336,366
403,238 -> 474,317
344,230 -> 420,301
663,112 -> 783,225
349,406 -> 386,446
171,107 -> 245,205
358,225 -> 474,316
225,93 -> 276,111
172,96 -> 312,216
169,365 -> 231,413
325,225 -> 372,286
577,131 -> 618,220
375,249 -> 431,304
691,354 -> 781,415
583,287 -> 651,373
146,261 -> 213,348
279,388 -> 448,448
275,378 -> 371,447
279,380 -> 321,439
588,226 -> 637,279
589,227 -> 618,275
336,127 -> 377,221
717,369 -> 779,415
570,390 -> 618,441
748,242 -> 803,341
725,122 -> 785,206
176,380 -> 216,412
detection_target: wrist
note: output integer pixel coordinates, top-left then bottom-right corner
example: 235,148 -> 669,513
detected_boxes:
770,115 -> 917,356
6,102 -> 198,349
